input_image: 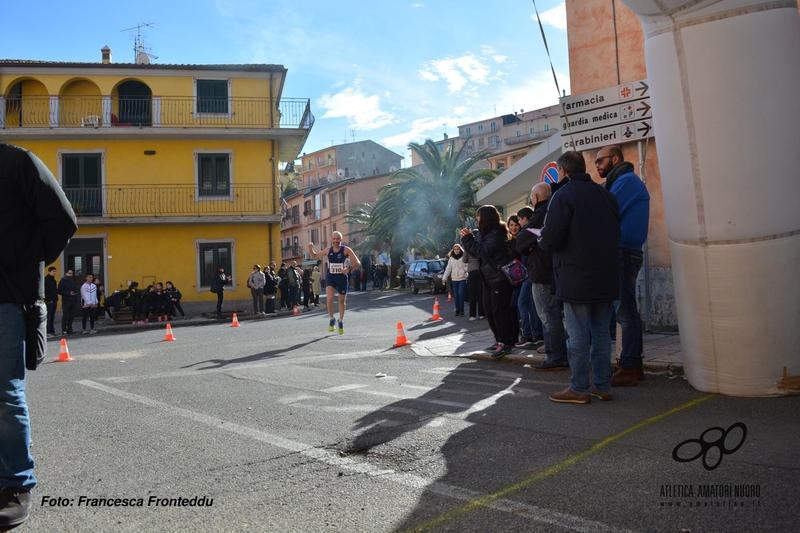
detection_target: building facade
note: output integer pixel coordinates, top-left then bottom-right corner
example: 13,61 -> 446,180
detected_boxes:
279,141 -> 402,265
0,53 -> 313,302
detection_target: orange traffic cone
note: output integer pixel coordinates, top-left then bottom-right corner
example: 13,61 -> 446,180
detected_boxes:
163,323 -> 176,341
393,321 -> 412,347
293,305 -> 300,316
429,299 -> 442,321
447,291 -> 453,302
231,313 -> 240,327
54,338 -> 75,362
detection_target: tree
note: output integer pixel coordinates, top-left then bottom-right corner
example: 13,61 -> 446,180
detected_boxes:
381,139 -> 498,257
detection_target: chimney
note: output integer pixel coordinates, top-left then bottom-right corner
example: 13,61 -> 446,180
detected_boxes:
101,46 -> 112,64
443,133 -> 448,140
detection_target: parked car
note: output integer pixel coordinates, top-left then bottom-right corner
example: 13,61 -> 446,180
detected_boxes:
406,259 -> 446,294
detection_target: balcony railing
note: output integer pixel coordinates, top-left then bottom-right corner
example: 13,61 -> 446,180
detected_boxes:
63,184 -> 279,218
503,128 -> 558,146
1,96 -> 314,129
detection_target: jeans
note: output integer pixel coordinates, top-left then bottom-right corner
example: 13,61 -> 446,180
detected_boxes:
0,303 -> 36,491
251,288 -> 264,314
518,279 -> 542,338
532,283 -> 568,364
563,301 -> 614,394
617,248 -> 644,369
451,280 -> 467,314
46,301 -> 57,335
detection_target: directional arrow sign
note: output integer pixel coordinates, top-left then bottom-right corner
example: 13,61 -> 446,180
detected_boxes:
560,79 -> 653,152
562,119 -> 654,152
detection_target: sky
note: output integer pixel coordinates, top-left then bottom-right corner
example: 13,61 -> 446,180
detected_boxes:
0,0 -> 570,166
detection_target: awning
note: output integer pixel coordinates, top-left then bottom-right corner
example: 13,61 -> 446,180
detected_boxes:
475,134 -> 561,207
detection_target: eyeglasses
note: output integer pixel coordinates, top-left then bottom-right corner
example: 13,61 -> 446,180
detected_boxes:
595,155 -> 614,165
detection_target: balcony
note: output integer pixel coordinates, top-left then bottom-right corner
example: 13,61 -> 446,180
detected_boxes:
1,95 -> 314,161
63,184 -> 281,225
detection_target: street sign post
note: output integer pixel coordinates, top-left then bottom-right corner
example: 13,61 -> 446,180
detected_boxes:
559,79 -> 653,152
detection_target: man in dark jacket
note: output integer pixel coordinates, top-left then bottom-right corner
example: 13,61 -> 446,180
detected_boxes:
0,142 -> 77,527
517,182 -> 569,371
44,267 -> 59,337
57,269 -> 78,335
539,151 -> 620,404
596,145 -> 651,386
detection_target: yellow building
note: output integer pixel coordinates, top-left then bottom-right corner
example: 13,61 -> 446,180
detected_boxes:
0,52 -> 313,301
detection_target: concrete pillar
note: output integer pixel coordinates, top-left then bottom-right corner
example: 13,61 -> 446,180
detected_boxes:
617,0 -> 800,395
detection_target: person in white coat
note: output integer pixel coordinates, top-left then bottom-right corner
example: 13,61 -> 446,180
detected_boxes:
442,243 -> 469,316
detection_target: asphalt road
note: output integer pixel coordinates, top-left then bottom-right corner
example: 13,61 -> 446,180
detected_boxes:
13,290 -> 799,532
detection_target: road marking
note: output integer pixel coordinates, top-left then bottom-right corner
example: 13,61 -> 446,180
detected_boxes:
75,378 -> 635,532
401,393 -> 717,533
321,384 -> 369,393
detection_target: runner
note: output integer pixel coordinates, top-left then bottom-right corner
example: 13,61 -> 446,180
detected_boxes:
307,231 -> 361,334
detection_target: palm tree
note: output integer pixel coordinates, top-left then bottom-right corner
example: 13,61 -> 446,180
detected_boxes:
380,138 -> 498,257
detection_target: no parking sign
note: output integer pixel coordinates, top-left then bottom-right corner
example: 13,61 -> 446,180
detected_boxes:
541,162 -> 559,184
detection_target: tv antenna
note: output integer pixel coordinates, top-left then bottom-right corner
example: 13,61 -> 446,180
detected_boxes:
121,22 -> 158,64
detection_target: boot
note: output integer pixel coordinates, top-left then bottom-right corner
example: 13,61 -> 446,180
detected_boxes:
611,367 -> 640,387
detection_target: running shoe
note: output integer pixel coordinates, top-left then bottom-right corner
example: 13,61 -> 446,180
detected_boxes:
338,321 -> 344,335
328,318 -> 335,332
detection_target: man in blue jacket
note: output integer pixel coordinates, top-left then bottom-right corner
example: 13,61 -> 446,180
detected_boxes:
539,151 -> 620,404
595,145 -> 651,387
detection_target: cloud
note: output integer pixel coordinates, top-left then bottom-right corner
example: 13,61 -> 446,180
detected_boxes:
379,114 -> 466,150
534,2 -> 567,31
418,53 -> 491,93
411,3 -> 424,7
317,85 -> 394,131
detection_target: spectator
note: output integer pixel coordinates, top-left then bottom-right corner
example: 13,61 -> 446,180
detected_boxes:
164,281 -> 186,319
287,261 -> 301,308
460,206 -> 515,358
44,266 -> 58,338
311,265 -> 322,304
80,274 -> 98,333
463,247 -> 485,321
57,268 -> 78,335
263,262 -> 278,315
248,264 -> 266,315
210,266 -> 231,319
302,268 -> 314,310
442,244 -> 468,316
278,263 -> 289,310
539,151 -> 620,404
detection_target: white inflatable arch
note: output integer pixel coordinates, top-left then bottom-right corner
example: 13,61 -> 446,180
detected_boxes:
617,0 -> 800,395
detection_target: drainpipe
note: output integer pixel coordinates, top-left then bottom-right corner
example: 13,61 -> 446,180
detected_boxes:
617,0 -> 800,396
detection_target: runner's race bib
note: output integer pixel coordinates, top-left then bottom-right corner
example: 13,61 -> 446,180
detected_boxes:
329,263 -> 344,274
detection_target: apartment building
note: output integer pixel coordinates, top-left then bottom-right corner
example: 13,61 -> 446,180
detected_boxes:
0,50 -> 313,301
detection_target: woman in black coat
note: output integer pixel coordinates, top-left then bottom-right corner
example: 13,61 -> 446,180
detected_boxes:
460,205 -> 515,358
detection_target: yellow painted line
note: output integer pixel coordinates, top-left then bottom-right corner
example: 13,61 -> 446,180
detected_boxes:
402,393 -> 716,533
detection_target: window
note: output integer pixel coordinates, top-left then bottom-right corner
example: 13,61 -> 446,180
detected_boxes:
516,130 -> 521,137
477,124 -> 484,132
195,79 -> 229,115
196,152 -> 231,197
339,190 -> 346,213
465,127 -> 471,136
544,124 -> 550,131
60,151 -> 103,217
530,126 -> 536,134
497,162 -> 505,170
322,193 -> 326,208
198,240 -> 233,288
490,121 -> 497,131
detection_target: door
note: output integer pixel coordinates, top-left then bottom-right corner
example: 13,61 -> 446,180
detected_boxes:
65,238 -> 104,288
